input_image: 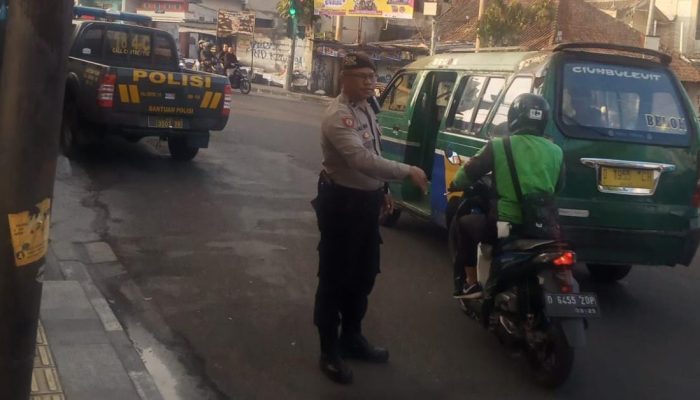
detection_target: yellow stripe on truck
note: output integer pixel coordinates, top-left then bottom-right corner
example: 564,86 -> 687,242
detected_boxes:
118,84 -> 130,103
200,91 -> 213,108
128,85 -> 140,104
209,92 -> 222,110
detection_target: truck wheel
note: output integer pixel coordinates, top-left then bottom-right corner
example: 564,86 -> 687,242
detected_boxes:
587,264 -> 632,283
60,101 -> 82,158
168,137 -> 199,161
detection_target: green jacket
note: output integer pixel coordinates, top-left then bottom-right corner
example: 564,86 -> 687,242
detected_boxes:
451,134 -> 564,224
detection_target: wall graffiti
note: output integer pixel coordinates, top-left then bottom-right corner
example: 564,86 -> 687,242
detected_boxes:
236,34 -> 309,86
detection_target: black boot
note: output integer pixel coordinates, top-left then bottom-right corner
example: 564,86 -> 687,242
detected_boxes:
340,334 -> 389,363
319,354 -> 353,384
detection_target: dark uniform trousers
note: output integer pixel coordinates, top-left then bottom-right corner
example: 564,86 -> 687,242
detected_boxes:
313,173 -> 384,356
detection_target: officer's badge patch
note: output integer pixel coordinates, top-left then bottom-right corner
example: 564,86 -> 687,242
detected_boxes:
344,55 -> 357,67
342,117 -> 354,128
362,132 -> 371,140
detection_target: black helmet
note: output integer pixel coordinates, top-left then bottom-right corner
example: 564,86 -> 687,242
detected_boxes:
507,93 -> 550,136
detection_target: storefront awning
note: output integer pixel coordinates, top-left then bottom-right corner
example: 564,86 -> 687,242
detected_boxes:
178,25 -> 217,36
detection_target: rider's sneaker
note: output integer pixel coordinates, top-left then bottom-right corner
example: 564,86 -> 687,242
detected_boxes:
454,282 -> 483,299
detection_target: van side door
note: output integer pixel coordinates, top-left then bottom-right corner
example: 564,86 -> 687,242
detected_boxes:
378,71 -> 419,203
433,75 -> 506,226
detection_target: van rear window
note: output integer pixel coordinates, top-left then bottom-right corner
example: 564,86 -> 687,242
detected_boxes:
559,62 -> 691,146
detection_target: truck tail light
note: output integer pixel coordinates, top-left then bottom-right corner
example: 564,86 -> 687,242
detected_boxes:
222,84 -> 232,116
97,73 -> 117,108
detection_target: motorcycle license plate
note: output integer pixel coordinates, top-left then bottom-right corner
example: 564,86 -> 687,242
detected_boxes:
544,292 -> 601,318
147,116 -> 185,129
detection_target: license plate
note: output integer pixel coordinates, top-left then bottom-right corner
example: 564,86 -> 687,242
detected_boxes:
147,116 -> 185,129
600,167 -> 654,190
544,292 -> 601,318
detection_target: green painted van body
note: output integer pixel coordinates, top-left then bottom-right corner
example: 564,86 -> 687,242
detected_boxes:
378,45 -> 700,266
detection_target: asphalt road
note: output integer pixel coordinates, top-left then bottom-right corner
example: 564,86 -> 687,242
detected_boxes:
66,92 -> 700,399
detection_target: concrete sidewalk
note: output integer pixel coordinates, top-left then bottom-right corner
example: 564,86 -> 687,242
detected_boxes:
248,83 -> 332,106
30,157 -> 163,400
31,244 -> 163,400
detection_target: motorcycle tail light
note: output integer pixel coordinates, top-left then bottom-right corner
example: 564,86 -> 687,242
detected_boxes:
553,251 -> 576,267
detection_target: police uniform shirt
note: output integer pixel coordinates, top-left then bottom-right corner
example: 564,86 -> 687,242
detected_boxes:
322,94 -> 410,191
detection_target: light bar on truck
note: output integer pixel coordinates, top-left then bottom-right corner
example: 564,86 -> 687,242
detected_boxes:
74,6 -> 153,25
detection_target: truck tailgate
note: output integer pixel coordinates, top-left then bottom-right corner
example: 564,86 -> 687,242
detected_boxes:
113,68 -> 228,128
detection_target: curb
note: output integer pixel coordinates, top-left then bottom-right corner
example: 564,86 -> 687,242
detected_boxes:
46,241 -> 165,400
249,85 -> 332,106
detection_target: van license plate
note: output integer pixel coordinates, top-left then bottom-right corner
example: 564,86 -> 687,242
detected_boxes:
544,292 -> 601,318
600,167 -> 654,189
148,117 -> 185,129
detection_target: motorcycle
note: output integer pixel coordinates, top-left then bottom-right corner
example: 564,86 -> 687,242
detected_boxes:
227,64 -> 251,95
447,179 -> 600,387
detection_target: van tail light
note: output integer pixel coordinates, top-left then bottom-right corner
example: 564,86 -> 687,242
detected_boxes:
694,154 -> 700,208
692,181 -> 700,208
222,84 -> 232,116
97,73 -> 117,108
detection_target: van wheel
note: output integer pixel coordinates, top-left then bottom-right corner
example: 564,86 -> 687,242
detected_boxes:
60,101 -> 82,159
587,264 -> 632,283
168,137 -> 199,161
379,208 -> 401,227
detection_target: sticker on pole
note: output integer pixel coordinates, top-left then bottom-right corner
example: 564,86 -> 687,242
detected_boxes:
7,198 -> 51,267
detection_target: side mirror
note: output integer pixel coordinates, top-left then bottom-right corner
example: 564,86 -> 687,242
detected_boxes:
445,147 -> 462,165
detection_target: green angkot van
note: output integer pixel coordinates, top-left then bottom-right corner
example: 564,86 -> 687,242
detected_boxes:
378,43 -> 700,281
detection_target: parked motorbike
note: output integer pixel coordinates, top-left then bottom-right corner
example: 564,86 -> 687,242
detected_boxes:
447,179 -> 600,387
228,64 -> 251,95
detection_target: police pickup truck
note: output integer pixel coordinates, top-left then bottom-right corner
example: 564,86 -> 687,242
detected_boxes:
62,17 -> 231,161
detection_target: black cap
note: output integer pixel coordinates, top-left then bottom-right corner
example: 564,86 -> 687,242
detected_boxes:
342,53 -> 376,72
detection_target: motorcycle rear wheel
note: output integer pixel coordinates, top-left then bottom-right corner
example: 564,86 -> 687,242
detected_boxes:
528,322 -> 575,388
240,79 -> 251,94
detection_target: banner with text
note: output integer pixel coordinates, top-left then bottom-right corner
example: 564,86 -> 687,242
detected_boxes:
314,0 -> 414,19
217,10 -> 255,37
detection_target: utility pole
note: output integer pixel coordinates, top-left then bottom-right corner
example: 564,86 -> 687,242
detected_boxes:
424,1 -> 438,55
335,15 -> 343,41
430,17 -> 437,56
0,0 -> 72,398
645,0 -> 656,36
284,14 -> 298,91
475,0 -> 485,50
284,0 -> 298,91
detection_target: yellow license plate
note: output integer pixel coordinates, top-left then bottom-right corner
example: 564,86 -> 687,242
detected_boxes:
600,167 -> 654,189
148,117 -> 184,129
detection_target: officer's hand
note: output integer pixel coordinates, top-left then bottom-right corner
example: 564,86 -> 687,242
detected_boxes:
408,166 -> 429,193
382,193 -> 394,214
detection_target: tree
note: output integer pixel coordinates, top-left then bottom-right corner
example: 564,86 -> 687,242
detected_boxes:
477,0 -> 555,47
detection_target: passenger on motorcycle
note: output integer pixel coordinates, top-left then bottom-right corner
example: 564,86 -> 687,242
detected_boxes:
448,94 -> 564,299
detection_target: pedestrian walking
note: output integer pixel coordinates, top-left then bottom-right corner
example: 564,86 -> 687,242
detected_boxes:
312,52 -> 429,384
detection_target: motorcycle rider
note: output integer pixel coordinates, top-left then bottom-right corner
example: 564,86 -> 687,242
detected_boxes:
199,42 -> 214,73
448,94 -> 564,299
223,45 -> 240,77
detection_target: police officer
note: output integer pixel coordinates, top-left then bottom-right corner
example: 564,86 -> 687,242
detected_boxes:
313,53 -> 428,384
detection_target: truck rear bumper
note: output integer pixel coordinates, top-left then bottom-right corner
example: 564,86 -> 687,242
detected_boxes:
562,225 -> 700,267
86,110 -> 228,133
